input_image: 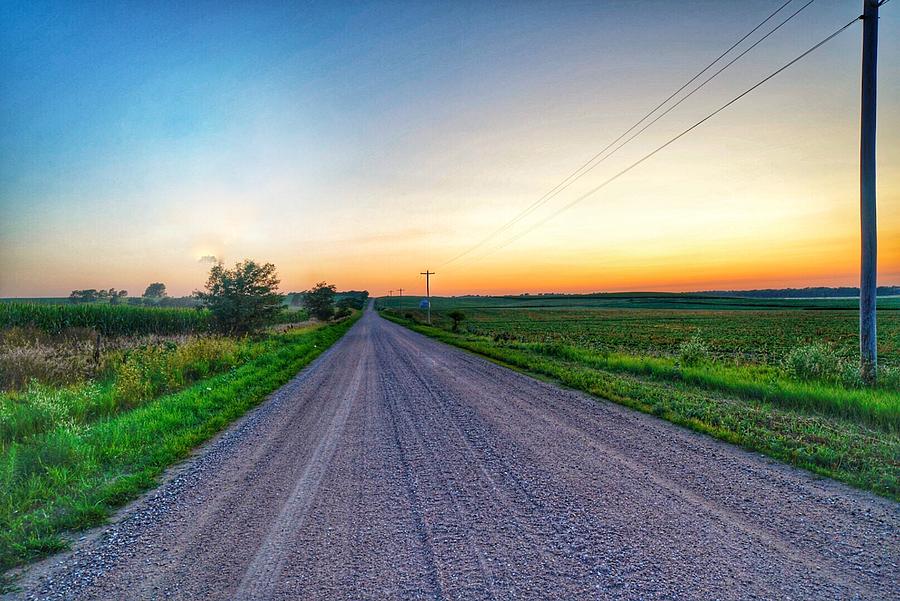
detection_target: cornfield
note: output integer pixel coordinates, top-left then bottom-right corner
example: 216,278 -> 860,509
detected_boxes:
0,302 -> 210,336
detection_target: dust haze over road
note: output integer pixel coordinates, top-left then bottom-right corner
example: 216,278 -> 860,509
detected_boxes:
13,305 -> 898,600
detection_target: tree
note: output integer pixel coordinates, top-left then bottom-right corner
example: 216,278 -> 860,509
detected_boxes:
304,282 -> 337,321
448,310 -> 465,332
143,282 -> 167,299
194,260 -> 282,334
110,290 -> 127,305
69,289 -> 99,303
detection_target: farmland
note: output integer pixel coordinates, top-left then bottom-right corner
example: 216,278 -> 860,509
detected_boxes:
378,295 -> 900,499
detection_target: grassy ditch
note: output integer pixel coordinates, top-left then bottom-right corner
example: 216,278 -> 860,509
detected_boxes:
381,312 -> 899,500
0,314 -> 358,577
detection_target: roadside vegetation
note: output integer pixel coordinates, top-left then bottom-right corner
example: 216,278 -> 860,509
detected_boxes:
0,261 -> 363,580
378,296 -> 899,499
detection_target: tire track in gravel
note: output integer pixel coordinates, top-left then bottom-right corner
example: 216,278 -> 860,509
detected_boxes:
234,340 -> 366,599
8,305 -> 898,600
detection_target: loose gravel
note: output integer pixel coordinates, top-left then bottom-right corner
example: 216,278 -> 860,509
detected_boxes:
7,306 -> 898,600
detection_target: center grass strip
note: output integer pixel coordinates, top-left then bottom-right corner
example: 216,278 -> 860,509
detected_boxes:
383,314 -> 899,501
0,314 -> 359,577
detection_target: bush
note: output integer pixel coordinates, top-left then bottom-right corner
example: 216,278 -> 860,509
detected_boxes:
878,365 -> 900,389
783,343 -> 842,382
840,360 -> 865,389
678,335 -> 710,367
448,310 -> 465,333
334,307 -> 352,320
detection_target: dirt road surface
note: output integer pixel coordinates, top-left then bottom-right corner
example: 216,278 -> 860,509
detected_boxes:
11,306 -> 898,600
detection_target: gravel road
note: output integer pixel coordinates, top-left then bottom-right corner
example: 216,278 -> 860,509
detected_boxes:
11,306 -> 898,600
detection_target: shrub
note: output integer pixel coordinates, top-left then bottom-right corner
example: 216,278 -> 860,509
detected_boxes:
678,335 -> 710,367
448,310 -> 465,333
879,365 -> 900,390
334,307 -> 352,320
783,343 -> 842,382
840,360 -> 865,389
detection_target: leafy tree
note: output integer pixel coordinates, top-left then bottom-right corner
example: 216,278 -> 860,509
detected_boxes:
448,310 -> 465,332
304,282 -> 337,321
109,290 -> 127,305
335,291 -> 369,311
194,260 -> 282,334
143,282 -> 167,298
68,289 -> 99,303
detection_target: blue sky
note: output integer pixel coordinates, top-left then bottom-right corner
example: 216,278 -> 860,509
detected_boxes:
1,1 -> 898,295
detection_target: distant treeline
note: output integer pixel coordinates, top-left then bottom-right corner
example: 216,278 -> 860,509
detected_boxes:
699,286 -> 900,299
287,290 -> 369,310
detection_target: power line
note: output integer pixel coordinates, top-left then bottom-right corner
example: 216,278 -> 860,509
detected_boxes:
439,0 -> 799,268
469,15 -> 861,261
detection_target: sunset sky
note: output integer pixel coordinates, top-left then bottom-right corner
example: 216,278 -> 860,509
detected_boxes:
1,0 -> 898,297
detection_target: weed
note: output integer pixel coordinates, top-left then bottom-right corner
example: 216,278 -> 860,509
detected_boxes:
678,335 -> 710,367
783,343 -> 842,382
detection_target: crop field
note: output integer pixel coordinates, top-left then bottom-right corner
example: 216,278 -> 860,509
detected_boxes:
381,292 -> 900,311
438,307 -> 900,367
0,302 -> 210,336
379,295 -> 900,499
0,301 -> 310,337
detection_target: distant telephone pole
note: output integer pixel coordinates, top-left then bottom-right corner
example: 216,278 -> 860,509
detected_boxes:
420,270 -> 434,324
398,287 -> 403,311
859,0 -> 879,384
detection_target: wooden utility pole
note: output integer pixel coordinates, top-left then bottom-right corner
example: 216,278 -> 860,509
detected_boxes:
420,271 -> 434,324
398,288 -> 403,311
860,0 -> 879,384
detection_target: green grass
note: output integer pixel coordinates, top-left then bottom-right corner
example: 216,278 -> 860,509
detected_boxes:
0,314 -> 358,577
380,309 -> 899,500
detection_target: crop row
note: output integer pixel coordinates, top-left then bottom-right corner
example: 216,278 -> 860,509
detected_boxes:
422,307 -> 900,368
0,303 -> 210,336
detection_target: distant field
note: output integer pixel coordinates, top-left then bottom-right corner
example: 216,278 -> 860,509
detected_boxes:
377,293 -> 900,312
378,294 -> 900,499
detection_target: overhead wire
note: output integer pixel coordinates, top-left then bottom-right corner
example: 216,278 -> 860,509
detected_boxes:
467,14 -> 862,262
439,0 -> 801,268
